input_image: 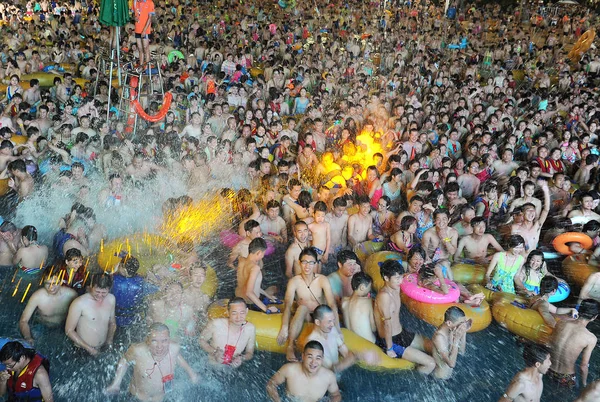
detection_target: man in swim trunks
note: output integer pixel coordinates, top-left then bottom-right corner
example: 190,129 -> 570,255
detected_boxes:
575,381 -> 600,402
499,343 -> 552,402
0,341 -> 53,402
347,196 -> 374,251
432,306 -> 470,380
227,219 -> 262,270
65,273 -> 116,356
235,238 -> 279,313
105,323 -> 198,401
284,220 -> 310,278
548,299 -> 599,388
266,341 -> 341,402
454,217 -> 504,264
374,259 -> 435,374
277,248 -> 338,362
198,297 -> 256,367
19,270 -> 77,345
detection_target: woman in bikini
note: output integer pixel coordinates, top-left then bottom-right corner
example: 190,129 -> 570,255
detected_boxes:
371,196 -> 395,241
389,215 -> 418,255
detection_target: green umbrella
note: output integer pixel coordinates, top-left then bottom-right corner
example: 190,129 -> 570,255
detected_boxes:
99,0 -> 130,27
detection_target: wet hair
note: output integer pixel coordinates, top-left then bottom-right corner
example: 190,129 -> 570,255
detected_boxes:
418,263 -> 437,282
407,245 -> 427,263
294,220 -> 308,230
314,201 -> 327,213
400,215 -> 417,231
248,237 -> 267,254
508,235 -> 525,249
356,195 -> 371,206
522,343 -> 550,367
299,247 -> 319,262
123,256 -> 140,276
266,200 -> 280,210
64,248 -> 83,261
433,208 -> 448,220
337,250 -> 359,266
313,304 -> 334,322
8,159 -> 26,173
539,276 -> 559,296
579,299 -> 600,320
410,195 -> 424,205
380,259 -> 404,281
0,341 -> 36,364
583,220 -> 600,233
149,322 -> 170,335
227,297 -> 248,309
243,219 -> 260,233
351,272 -> 372,291
444,306 -> 466,323
90,273 -> 113,289
470,216 -> 486,227
304,340 -> 324,353
332,197 -> 347,208
21,225 -> 37,242
523,250 -> 545,282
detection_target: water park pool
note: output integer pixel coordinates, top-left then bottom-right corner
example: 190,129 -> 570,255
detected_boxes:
0,244 -> 596,402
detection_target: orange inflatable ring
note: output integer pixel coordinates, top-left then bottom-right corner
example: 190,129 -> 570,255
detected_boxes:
553,232 -> 593,255
132,92 -> 173,122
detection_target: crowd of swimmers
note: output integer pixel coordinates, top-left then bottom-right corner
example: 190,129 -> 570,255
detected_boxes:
1,0 -> 600,400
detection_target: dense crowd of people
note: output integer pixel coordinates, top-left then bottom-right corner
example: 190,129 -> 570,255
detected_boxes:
1,0 -> 600,400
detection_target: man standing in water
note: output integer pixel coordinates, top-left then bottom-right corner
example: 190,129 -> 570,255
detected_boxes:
0,341 -> 53,402
499,343 -> 552,402
226,220 -> 262,269
266,341 -> 341,402
277,248 -> 338,362
284,220 -> 311,278
548,299 -> 598,388
105,323 -> 198,400
510,181 -> 550,251
65,273 -> 116,356
19,270 -> 78,345
199,298 -> 256,367
375,259 -> 436,374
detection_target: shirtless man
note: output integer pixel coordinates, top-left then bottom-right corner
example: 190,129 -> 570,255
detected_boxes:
284,221 -> 311,278
235,238 -> 279,314
499,344 -> 552,402
326,197 -> 349,256
19,271 -> 77,345
0,221 -> 19,268
568,193 -> 600,225
3,159 -> 34,200
227,220 -> 262,269
374,259 -> 436,374
22,79 -> 41,107
347,195 -> 374,250
147,281 -> 196,340
453,206 -> 475,237
179,112 -> 203,139
252,200 -> 287,245
266,341 -> 341,402
199,297 -> 256,367
575,381 -> 600,402
456,160 -> 481,200
509,181 -> 542,217
281,178 -> 304,227
125,152 -> 163,184
510,181 -> 550,251
182,262 -> 211,327
105,323 -> 199,401
432,307 -> 470,380
277,248 -> 338,362
327,250 -> 361,306
65,273 -> 116,356
454,217 -> 504,264
422,209 -> 458,267
29,105 -> 52,136
548,299 -> 598,388
0,141 -> 17,174
98,173 -> 125,208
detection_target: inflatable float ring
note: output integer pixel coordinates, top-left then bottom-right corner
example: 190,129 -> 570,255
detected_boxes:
553,232 -> 593,255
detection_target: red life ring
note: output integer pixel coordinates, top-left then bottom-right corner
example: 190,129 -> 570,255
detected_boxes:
553,232 -> 594,255
132,92 -> 173,123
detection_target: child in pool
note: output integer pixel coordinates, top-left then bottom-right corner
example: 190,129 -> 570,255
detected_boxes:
528,276 -> 578,328
308,201 -> 331,264
432,306 -> 471,380
342,272 -> 376,343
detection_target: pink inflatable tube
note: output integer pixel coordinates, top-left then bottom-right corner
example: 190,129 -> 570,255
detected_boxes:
400,274 -> 460,304
219,231 -> 275,256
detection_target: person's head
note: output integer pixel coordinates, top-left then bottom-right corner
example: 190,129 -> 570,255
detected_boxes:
65,248 -> 83,270
380,259 -> 404,289
407,245 -> 427,272
351,272 -> 372,296
147,323 -> 171,357
20,225 -> 38,247
336,250 -> 361,277
332,197 -> 347,217
313,304 -> 335,333
433,209 -> 449,229
538,276 -> 559,297
294,221 -> 310,243
470,216 -> 486,235
244,219 -> 263,239
408,195 -> 424,214
299,247 -> 319,275
400,215 -> 417,233
265,200 -> 280,220
302,340 -> 325,374
522,343 -> 552,374
578,299 -> 600,321
227,297 -> 249,326
443,306 -> 466,328
313,201 -> 327,223
189,262 -> 206,288
121,256 -> 140,277
357,195 -> 371,215
89,273 -> 113,301
248,237 -> 267,259
0,341 -> 36,374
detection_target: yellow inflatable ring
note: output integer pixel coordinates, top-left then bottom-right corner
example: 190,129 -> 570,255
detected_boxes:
451,264 -> 486,285
553,232 -> 593,255
97,234 -> 217,297
562,254 -> 598,288
364,252 -> 491,332
469,284 -> 526,305
0,134 -> 28,197
208,299 -> 414,371
355,241 -> 385,264
492,300 -> 554,345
